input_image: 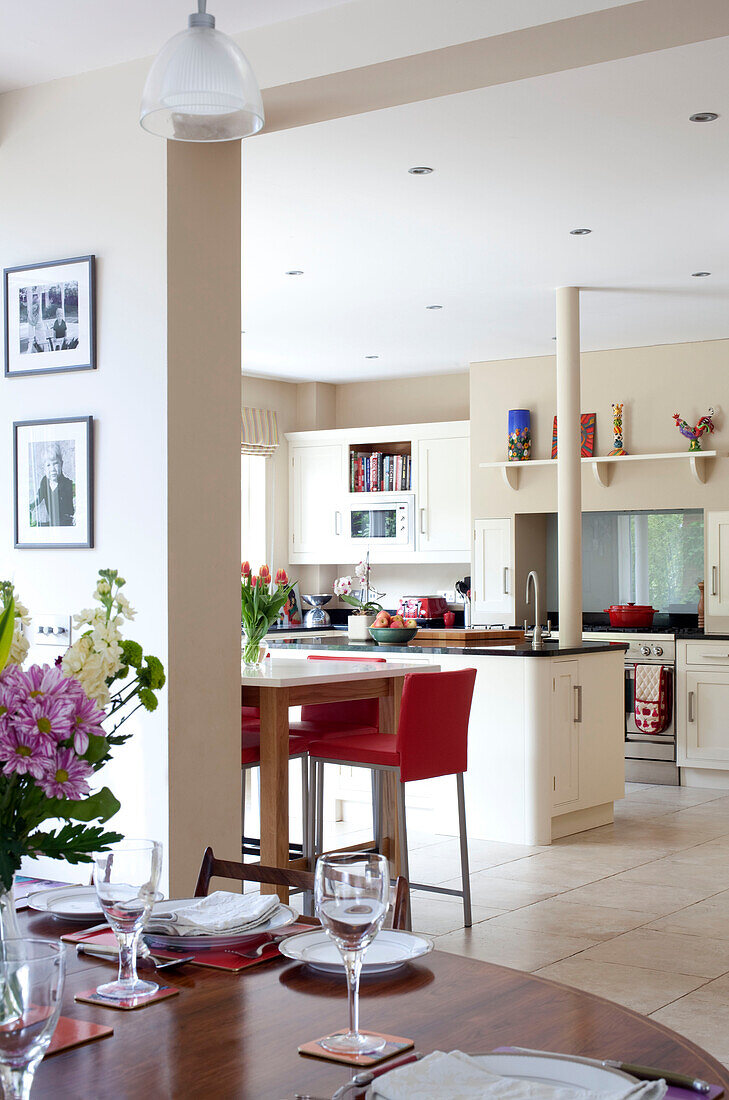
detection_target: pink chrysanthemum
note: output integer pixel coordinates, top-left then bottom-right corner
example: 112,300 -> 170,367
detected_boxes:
68,693 -> 106,755
14,695 -> 74,747
16,664 -> 75,701
39,748 -> 93,800
0,726 -> 53,778
0,666 -> 24,732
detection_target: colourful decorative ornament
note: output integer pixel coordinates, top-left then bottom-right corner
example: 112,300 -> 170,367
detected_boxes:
507,409 -> 531,461
551,413 -> 595,459
608,402 -> 628,456
673,407 -> 715,452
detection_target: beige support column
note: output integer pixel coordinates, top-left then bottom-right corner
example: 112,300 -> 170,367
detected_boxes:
556,286 -> 582,648
167,141 -> 242,895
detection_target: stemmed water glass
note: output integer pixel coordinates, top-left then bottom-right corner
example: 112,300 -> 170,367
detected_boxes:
0,938 -> 65,1100
92,838 -> 162,1001
314,852 -> 389,1055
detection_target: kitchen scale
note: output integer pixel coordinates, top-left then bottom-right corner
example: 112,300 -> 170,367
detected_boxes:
303,594 -> 332,627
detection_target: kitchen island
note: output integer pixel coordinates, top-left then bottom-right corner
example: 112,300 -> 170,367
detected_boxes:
268,635 -> 626,845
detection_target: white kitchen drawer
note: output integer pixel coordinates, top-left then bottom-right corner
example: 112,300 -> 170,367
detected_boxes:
685,641 -> 729,667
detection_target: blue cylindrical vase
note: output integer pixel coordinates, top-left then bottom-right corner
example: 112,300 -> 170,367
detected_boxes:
508,409 -> 531,461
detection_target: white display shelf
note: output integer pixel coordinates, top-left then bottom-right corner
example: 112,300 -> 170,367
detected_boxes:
479,450 -> 725,490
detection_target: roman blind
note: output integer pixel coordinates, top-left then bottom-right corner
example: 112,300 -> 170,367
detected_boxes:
241,407 -> 279,456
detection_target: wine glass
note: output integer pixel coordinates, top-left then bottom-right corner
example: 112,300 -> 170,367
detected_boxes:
0,938 -> 65,1100
314,852 -> 389,1055
92,839 -> 162,1001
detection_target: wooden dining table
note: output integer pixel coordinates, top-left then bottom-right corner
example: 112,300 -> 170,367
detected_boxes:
241,657 -> 439,898
26,905 -> 729,1099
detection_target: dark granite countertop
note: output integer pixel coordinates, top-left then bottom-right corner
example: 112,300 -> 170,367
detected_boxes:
266,638 -> 627,658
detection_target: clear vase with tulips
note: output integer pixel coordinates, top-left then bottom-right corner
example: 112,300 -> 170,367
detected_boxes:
241,563 -> 295,669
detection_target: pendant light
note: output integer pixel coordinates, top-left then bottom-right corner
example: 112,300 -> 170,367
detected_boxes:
140,0 -> 264,142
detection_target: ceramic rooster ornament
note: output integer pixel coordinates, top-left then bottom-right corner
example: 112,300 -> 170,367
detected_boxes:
673,407 -> 715,452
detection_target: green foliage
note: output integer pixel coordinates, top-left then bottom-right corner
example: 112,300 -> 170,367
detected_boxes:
0,596 -> 15,674
339,593 -> 383,615
41,786 -> 121,825
120,639 -> 143,669
138,687 -> 157,712
139,655 -> 165,691
82,733 -> 110,766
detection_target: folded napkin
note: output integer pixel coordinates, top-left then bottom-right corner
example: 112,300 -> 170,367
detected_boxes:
146,891 -> 280,936
372,1051 -> 668,1100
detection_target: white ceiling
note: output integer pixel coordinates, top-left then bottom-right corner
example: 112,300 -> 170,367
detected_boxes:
0,0 -> 354,94
241,35 -> 729,382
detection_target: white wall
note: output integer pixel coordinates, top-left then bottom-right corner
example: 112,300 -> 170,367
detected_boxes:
0,62 -> 169,880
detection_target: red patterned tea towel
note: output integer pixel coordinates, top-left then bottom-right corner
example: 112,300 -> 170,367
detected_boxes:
634,664 -> 668,734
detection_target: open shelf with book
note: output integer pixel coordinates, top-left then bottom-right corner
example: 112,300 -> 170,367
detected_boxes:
349,440 -> 412,493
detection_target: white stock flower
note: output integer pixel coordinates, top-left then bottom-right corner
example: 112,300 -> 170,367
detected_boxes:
94,580 -> 111,598
8,625 -> 29,666
115,593 -> 136,620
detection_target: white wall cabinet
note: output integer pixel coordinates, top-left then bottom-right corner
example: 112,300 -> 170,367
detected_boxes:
290,443 -> 346,563
705,511 -> 729,634
286,421 -> 470,565
551,659 -> 580,807
472,518 -> 514,624
416,434 -> 470,553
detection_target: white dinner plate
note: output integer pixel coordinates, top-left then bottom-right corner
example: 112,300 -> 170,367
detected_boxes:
279,928 -> 434,974
27,886 -> 103,921
367,1051 -> 638,1097
143,900 -> 296,950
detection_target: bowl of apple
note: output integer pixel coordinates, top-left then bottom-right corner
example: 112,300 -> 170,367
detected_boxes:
368,611 -> 419,645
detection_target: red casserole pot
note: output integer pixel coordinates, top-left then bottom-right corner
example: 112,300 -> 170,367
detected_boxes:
603,603 -> 657,628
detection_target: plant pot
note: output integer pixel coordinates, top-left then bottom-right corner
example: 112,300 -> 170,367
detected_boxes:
348,613 -> 376,640
603,603 -> 657,629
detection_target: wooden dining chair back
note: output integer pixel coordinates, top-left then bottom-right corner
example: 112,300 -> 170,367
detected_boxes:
193,847 -> 410,929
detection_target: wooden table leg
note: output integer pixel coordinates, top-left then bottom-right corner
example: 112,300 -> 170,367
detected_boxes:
379,676 -> 403,876
258,687 -> 290,903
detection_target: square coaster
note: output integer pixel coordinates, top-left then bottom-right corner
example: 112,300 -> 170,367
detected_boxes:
298,1031 -> 414,1068
75,985 -> 180,1011
46,1017 -> 114,1056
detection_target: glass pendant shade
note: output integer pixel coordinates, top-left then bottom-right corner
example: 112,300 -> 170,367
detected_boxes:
140,19 -> 264,142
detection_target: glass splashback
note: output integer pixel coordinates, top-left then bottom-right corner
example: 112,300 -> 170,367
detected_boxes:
546,510 -> 704,614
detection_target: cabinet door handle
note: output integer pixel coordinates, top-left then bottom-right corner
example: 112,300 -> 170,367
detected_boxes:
503,567 -> 509,595
420,508 -> 427,535
573,685 -> 583,724
712,565 -> 718,596
701,653 -> 729,660
688,690 -> 696,723
334,511 -> 342,536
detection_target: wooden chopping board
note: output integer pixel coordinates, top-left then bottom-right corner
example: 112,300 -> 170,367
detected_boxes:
413,628 -> 525,647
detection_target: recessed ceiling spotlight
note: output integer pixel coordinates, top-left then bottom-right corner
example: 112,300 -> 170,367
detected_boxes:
408,166 -> 433,175
690,112 -> 719,123
285,269 -> 304,275
365,355 -> 379,359
692,271 -> 712,277
426,304 -> 443,310
570,228 -> 591,235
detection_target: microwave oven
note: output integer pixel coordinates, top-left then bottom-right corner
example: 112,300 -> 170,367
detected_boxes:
348,494 -> 415,550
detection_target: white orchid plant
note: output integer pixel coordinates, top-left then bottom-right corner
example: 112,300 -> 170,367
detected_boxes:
333,557 -> 384,616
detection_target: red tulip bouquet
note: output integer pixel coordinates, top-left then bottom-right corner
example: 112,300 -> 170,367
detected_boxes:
241,563 -> 294,669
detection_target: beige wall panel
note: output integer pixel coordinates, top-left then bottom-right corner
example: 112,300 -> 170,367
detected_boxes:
336,373 -> 470,428
168,142 -> 242,894
472,339 -> 729,521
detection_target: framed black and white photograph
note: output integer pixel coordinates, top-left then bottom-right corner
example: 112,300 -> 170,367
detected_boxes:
4,255 -> 96,377
13,416 -> 94,548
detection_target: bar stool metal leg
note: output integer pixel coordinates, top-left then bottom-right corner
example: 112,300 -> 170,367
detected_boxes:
456,772 -> 472,928
315,759 -> 324,858
395,777 -> 411,931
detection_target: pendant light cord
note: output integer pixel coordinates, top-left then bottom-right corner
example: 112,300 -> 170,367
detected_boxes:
198,0 -> 207,11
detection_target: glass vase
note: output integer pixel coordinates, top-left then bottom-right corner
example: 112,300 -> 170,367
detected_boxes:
0,884 -> 21,944
241,629 -> 268,670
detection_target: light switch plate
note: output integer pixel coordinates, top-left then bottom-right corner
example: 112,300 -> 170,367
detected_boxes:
33,614 -> 72,646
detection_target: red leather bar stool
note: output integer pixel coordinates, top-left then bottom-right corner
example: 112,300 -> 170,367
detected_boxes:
291,654 -> 385,854
307,667 -> 477,928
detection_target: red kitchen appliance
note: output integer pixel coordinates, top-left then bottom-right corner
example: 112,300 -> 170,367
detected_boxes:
398,595 -> 449,621
603,603 -> 657,629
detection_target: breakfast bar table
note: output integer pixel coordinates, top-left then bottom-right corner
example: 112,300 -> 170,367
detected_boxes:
241,658 -> 439,898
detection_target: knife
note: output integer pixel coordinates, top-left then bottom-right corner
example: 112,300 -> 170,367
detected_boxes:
600,1059 -> 712,1094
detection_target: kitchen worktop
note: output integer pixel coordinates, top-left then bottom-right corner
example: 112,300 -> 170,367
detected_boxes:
266,637 -> 627,658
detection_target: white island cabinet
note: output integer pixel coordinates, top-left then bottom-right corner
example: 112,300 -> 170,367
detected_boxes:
677,639 -> 729,786
268,640 -> 625,844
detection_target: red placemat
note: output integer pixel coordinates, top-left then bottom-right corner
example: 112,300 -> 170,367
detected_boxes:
64,923 -> 315,972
